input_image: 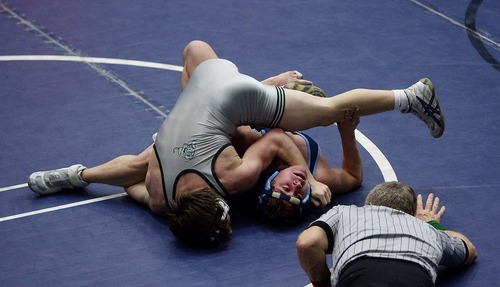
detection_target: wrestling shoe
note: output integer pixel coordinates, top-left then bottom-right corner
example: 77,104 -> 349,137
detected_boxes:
284,82 -> 328,98
402,78 -> 445,138
28,164 -> 88,195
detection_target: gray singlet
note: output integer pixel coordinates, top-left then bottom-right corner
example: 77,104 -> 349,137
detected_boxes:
154,59 -> 285,208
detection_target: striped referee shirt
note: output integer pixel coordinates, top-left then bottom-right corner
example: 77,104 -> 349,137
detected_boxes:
310,205 -> 468,285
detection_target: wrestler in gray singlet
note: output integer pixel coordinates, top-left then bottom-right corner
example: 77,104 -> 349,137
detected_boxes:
154,59 -> 285,208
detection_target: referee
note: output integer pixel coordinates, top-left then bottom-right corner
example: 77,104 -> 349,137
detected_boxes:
296,181 -> 477,287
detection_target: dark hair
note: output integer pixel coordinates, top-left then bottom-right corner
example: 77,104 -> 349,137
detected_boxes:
256,196 -> 301,224
168,188 -> 231,248
365,181 -> 417,215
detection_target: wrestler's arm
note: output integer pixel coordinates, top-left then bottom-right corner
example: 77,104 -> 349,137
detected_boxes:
230,128 -> 331,205
125,181 -> 168,216
233,126 -> 306,160
316,110 -> 363,194
230,128 -> 307,191
232,126 -> 263,156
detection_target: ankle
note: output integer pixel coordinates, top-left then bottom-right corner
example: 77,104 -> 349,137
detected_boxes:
393,89 -> 410,112
68,164 -> 89,187
78,168 -> 88,184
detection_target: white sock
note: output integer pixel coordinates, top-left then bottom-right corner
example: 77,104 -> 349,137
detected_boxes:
77,169 -> 88,185
393,89 -> 409,111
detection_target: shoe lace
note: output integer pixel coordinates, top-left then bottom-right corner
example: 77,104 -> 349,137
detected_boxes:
414,94 -> 443,129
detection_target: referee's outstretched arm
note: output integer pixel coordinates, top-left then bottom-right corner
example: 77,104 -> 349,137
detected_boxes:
445,230 -> 478,265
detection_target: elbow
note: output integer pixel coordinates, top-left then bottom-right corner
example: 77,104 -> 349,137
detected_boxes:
349,170 -> 363,189
446,230 -> 478,266
296,230 -> 323,255
296,233 -> 311,252
467,244 -> 478,265
296,231 -> 315,257
358,166 -> 363,185
353,164 -> 363,187
265,128 -> 291,150
265,128 -> 287,141
354,173 -> 363,188
471,250 -> 478,263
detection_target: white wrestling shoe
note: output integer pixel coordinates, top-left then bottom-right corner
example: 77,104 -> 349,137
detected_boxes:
28,164 -> 88,195
402,78 -> 445,138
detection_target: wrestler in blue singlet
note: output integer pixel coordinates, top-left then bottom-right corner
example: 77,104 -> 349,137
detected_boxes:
256,129 -> 321,211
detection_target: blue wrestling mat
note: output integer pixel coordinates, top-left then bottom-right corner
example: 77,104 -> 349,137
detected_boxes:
1,0 -> 498,286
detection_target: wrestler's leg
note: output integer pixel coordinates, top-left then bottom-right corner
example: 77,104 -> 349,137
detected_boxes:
125,181 -> 168,215
28,146 -> 153,195
280,78 -> 444,138
81,145 -> 153,188
278,88 -> 394,131
181,40 -> 219,90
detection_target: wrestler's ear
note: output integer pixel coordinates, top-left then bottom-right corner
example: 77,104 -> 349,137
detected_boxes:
270,180 -> 276,191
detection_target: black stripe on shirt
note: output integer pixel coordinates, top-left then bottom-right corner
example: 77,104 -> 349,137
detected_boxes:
310,221 -> 334,254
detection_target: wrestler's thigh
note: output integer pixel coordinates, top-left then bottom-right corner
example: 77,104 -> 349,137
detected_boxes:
279,89 -> 343,131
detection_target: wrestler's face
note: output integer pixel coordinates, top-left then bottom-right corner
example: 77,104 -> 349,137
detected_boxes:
271,165 -> 308,200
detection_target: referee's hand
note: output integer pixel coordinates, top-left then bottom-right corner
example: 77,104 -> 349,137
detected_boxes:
416,193 -> 446,222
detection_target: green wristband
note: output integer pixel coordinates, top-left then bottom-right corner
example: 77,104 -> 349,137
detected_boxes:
427,220 -> 447,231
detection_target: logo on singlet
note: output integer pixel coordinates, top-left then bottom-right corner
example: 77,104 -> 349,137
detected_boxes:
173,140 -> 197,160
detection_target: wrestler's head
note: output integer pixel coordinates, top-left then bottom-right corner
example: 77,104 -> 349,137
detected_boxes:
169,188 -> 232,247
271,166 -> 309,198
256,165 -> 311,223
